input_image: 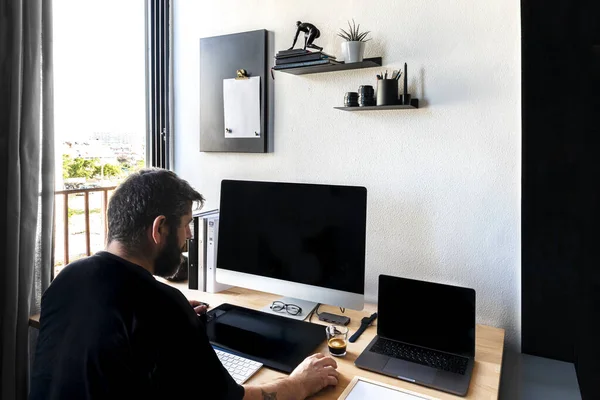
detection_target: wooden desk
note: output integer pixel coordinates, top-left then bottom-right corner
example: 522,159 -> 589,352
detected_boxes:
30,283 -> 505,399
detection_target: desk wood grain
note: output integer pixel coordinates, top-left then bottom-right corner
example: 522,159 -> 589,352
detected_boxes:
30,282 -> 505,399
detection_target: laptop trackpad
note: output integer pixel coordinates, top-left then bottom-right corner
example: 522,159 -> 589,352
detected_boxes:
383,358 -> 436,384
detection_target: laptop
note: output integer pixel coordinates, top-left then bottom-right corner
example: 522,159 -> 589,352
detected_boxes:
354,275 -> 476,397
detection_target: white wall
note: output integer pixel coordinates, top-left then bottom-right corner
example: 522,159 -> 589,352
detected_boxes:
173,0 -> 521,348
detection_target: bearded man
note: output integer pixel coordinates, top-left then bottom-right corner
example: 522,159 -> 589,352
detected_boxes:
30,168 -> 338,400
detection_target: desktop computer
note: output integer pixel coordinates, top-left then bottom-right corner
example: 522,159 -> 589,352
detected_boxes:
204,179 -> 368,373
216,179 -> 368,314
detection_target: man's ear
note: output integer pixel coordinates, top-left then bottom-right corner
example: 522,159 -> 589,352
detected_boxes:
150,215 -> 168,245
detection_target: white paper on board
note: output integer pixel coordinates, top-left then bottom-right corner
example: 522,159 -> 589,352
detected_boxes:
223,76 -> 261,139
344,380 -> 429,400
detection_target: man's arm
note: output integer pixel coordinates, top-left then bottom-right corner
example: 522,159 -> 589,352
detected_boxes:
243,353 -> 339,400
243,378 -> 300,400
288,28 -> 301,50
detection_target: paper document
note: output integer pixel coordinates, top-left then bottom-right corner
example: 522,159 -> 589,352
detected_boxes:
344,380 -> 431,400
223,76 -> 261,138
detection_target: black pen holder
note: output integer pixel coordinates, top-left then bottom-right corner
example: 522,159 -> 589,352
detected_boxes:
376,79 -> 399,106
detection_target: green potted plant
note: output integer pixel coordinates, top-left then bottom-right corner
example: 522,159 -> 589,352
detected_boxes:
338,19 -> 371,63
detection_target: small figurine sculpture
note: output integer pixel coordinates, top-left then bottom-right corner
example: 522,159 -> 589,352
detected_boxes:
288,21 -> 323,51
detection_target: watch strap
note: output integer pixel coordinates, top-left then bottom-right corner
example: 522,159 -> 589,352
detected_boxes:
349,323 -> 368,343
349,312 -> 377,343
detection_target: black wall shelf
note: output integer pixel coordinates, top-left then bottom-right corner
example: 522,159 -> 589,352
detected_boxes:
335,99 -> 419,111
274,57 -> 382,75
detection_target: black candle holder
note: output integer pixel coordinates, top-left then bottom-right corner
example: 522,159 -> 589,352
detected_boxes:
358,85 -> 375,106
344,92 -> 359,107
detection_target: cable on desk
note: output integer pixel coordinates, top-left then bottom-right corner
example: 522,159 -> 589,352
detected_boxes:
308,304 -> 347,322
308,304 -> 346,322
308,303 -> 322,322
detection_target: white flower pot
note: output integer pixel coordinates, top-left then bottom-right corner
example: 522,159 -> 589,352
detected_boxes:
341,41 -> 365,63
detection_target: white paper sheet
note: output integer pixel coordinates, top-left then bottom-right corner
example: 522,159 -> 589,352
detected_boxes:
344,380 -> 429,400
223,76 -> 261,139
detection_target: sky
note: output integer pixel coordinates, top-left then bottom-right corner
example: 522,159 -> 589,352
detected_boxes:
53,0 -> 146,144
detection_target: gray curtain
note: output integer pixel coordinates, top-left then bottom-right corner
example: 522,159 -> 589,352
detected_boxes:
0,0 -> 54,399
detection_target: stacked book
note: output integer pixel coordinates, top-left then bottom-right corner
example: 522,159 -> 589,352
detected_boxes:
273,49 -> 339,70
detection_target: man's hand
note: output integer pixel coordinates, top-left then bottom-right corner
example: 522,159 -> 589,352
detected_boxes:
189,299 -> 208,315
288,353 -> 339,398
243,353 -> 339,400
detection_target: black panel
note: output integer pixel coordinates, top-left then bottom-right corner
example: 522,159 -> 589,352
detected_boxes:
522,1 -> 600,396
522,0 -> 581,362
205,303 -> 326,373
199,30 -> 271,153
574,2 -> 600,398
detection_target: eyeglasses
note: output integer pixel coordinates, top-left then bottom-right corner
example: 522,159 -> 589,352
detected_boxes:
270,301 -> 302,316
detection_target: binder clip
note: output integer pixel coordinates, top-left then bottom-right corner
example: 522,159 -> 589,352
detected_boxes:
235,69 -> 249,80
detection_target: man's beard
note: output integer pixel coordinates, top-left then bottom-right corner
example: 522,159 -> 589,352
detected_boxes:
153,230 -> 184,278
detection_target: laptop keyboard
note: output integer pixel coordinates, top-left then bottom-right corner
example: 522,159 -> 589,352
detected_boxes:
213,347 -> 263,384
371,338 -> 469,375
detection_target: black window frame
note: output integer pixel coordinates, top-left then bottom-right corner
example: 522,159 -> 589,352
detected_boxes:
146,0 -> 173,169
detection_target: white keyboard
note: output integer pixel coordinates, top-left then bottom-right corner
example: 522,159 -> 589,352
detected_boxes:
213,347 -> 263,384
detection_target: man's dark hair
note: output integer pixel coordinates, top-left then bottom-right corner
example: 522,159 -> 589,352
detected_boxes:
107,168 -> 204,252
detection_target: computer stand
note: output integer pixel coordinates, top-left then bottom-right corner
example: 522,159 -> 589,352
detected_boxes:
260,296 -> 318,321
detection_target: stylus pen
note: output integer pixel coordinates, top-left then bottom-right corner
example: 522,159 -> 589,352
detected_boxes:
403,63 -> 408,96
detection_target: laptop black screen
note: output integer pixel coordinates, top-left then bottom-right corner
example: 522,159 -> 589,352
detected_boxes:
378,275 -> 475,358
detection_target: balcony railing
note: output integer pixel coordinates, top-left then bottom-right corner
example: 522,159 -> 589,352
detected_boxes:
54,186 -> 116,278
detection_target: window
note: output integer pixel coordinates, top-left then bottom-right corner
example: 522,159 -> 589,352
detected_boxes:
52,0 -> 171,276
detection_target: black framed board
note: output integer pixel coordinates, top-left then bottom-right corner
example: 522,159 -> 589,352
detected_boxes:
199,29 -> 273,153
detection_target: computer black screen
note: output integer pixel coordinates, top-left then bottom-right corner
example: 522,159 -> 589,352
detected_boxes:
217,180 -> 367,295
377,275 -> 475,357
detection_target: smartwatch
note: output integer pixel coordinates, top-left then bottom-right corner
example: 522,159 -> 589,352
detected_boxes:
349,312 -> 377,343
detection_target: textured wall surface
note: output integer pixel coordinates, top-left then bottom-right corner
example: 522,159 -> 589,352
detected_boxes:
173,0 -> 521,348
